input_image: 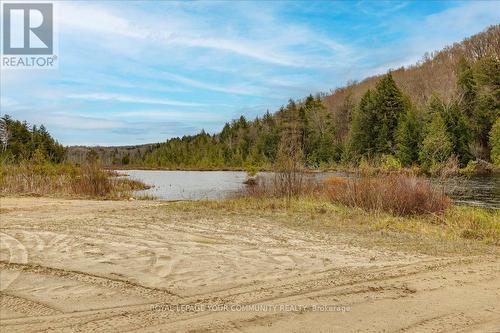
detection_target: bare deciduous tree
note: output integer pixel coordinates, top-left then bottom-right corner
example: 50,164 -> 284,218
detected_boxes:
0,117 -> 11,152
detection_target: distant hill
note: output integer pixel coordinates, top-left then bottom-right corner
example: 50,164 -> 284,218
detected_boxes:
65,144 -> 160,166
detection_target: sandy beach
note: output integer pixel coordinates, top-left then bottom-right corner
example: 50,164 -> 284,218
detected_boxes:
0,197 -> 499,332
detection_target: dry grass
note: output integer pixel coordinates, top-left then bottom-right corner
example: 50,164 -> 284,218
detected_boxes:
239,175 -> 321,199
183,197 -> 499,248
0,161 -> 149,199
238,173 -> 451,217
324,174 -> 452,216
71,163 -> 113,197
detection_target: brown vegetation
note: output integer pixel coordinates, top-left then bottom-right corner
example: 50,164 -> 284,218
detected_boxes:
240,175 -> 320,199
239,173 -> 452,217
324,175 -> 451,216
0,161 -> 149,199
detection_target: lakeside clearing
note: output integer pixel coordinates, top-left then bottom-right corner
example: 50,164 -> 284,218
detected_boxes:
1,197 -> 499,332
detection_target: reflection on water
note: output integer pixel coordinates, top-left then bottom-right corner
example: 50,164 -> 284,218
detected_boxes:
122,170 -> 248,200
433,174 -> 499,209
120,170 -> 499,209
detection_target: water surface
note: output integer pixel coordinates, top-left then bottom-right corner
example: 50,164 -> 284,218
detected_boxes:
121,170 -> 499,209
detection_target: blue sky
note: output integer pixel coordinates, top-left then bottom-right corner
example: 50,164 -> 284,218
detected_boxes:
1,0 -> 499,146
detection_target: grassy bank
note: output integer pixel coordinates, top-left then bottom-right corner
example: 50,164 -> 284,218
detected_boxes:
0,161 -> 150,199
228,173 -> 499,248
176,197 -> 499,251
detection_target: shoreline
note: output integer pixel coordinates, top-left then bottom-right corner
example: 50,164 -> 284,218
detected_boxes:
108,165 -> 499,176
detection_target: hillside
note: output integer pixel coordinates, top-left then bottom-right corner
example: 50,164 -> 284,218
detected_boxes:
62,25 -> 499,170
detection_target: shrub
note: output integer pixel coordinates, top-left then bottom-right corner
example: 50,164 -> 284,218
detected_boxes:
380,154 -> 402,172
324,174 -> 451,216
439,155 -> 460,177
71,163 -> 112,197
245,164 -> 259,177
238,173 -> 451,217
273,129 -> 305,201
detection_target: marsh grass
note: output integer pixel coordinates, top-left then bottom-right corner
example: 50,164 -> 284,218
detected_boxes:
0,161 -> 150,199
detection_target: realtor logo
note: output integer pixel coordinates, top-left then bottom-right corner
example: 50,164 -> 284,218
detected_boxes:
3,3 -> 53,54
1,2 -> 57,68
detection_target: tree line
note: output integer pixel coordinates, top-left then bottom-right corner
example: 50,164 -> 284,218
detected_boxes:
0,115 -> 65,164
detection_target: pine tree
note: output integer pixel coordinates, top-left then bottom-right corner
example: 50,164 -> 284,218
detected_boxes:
473,55 -> 500,157
395,108 -> 421,166
441,101 -> 472,166
302,95 -> 337,165
419,113 -> 453,170
347,89 -> 378,159
457,55 -> 500,159
373,73 -> 407,154
457,58 -> 477,119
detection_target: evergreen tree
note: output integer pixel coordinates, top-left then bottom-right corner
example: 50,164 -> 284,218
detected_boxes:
457,58 -> 477,118
0,115 -> 65,163
419,113 -> 453,170
458,55 -> 500,159
302,95 -> 337,166
347,89 -> 377,159
441,101 -> 472,166
373,73 -> 407,154
395,108 -> 421,166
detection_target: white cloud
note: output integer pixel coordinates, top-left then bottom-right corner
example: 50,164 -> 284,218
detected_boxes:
423,1 -> 500,32
57,2 -> 351,68
347,1 -> 500,81
58,2 -> 148,39
160,71 -> 265,96
67,93 -> 205,107
110,109 -> 227,122
49,113 -> 126,130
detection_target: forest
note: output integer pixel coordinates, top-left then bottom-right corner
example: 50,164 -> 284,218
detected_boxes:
0,115 -> 65,164
2,25 -> 499,173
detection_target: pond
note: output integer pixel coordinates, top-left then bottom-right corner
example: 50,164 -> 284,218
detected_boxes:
120,170 -> 499,209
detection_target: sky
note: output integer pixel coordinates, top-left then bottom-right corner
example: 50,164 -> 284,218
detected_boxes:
1,0 -> 499,146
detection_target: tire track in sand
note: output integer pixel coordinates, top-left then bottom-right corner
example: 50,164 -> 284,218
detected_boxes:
0,232 -> 28,291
